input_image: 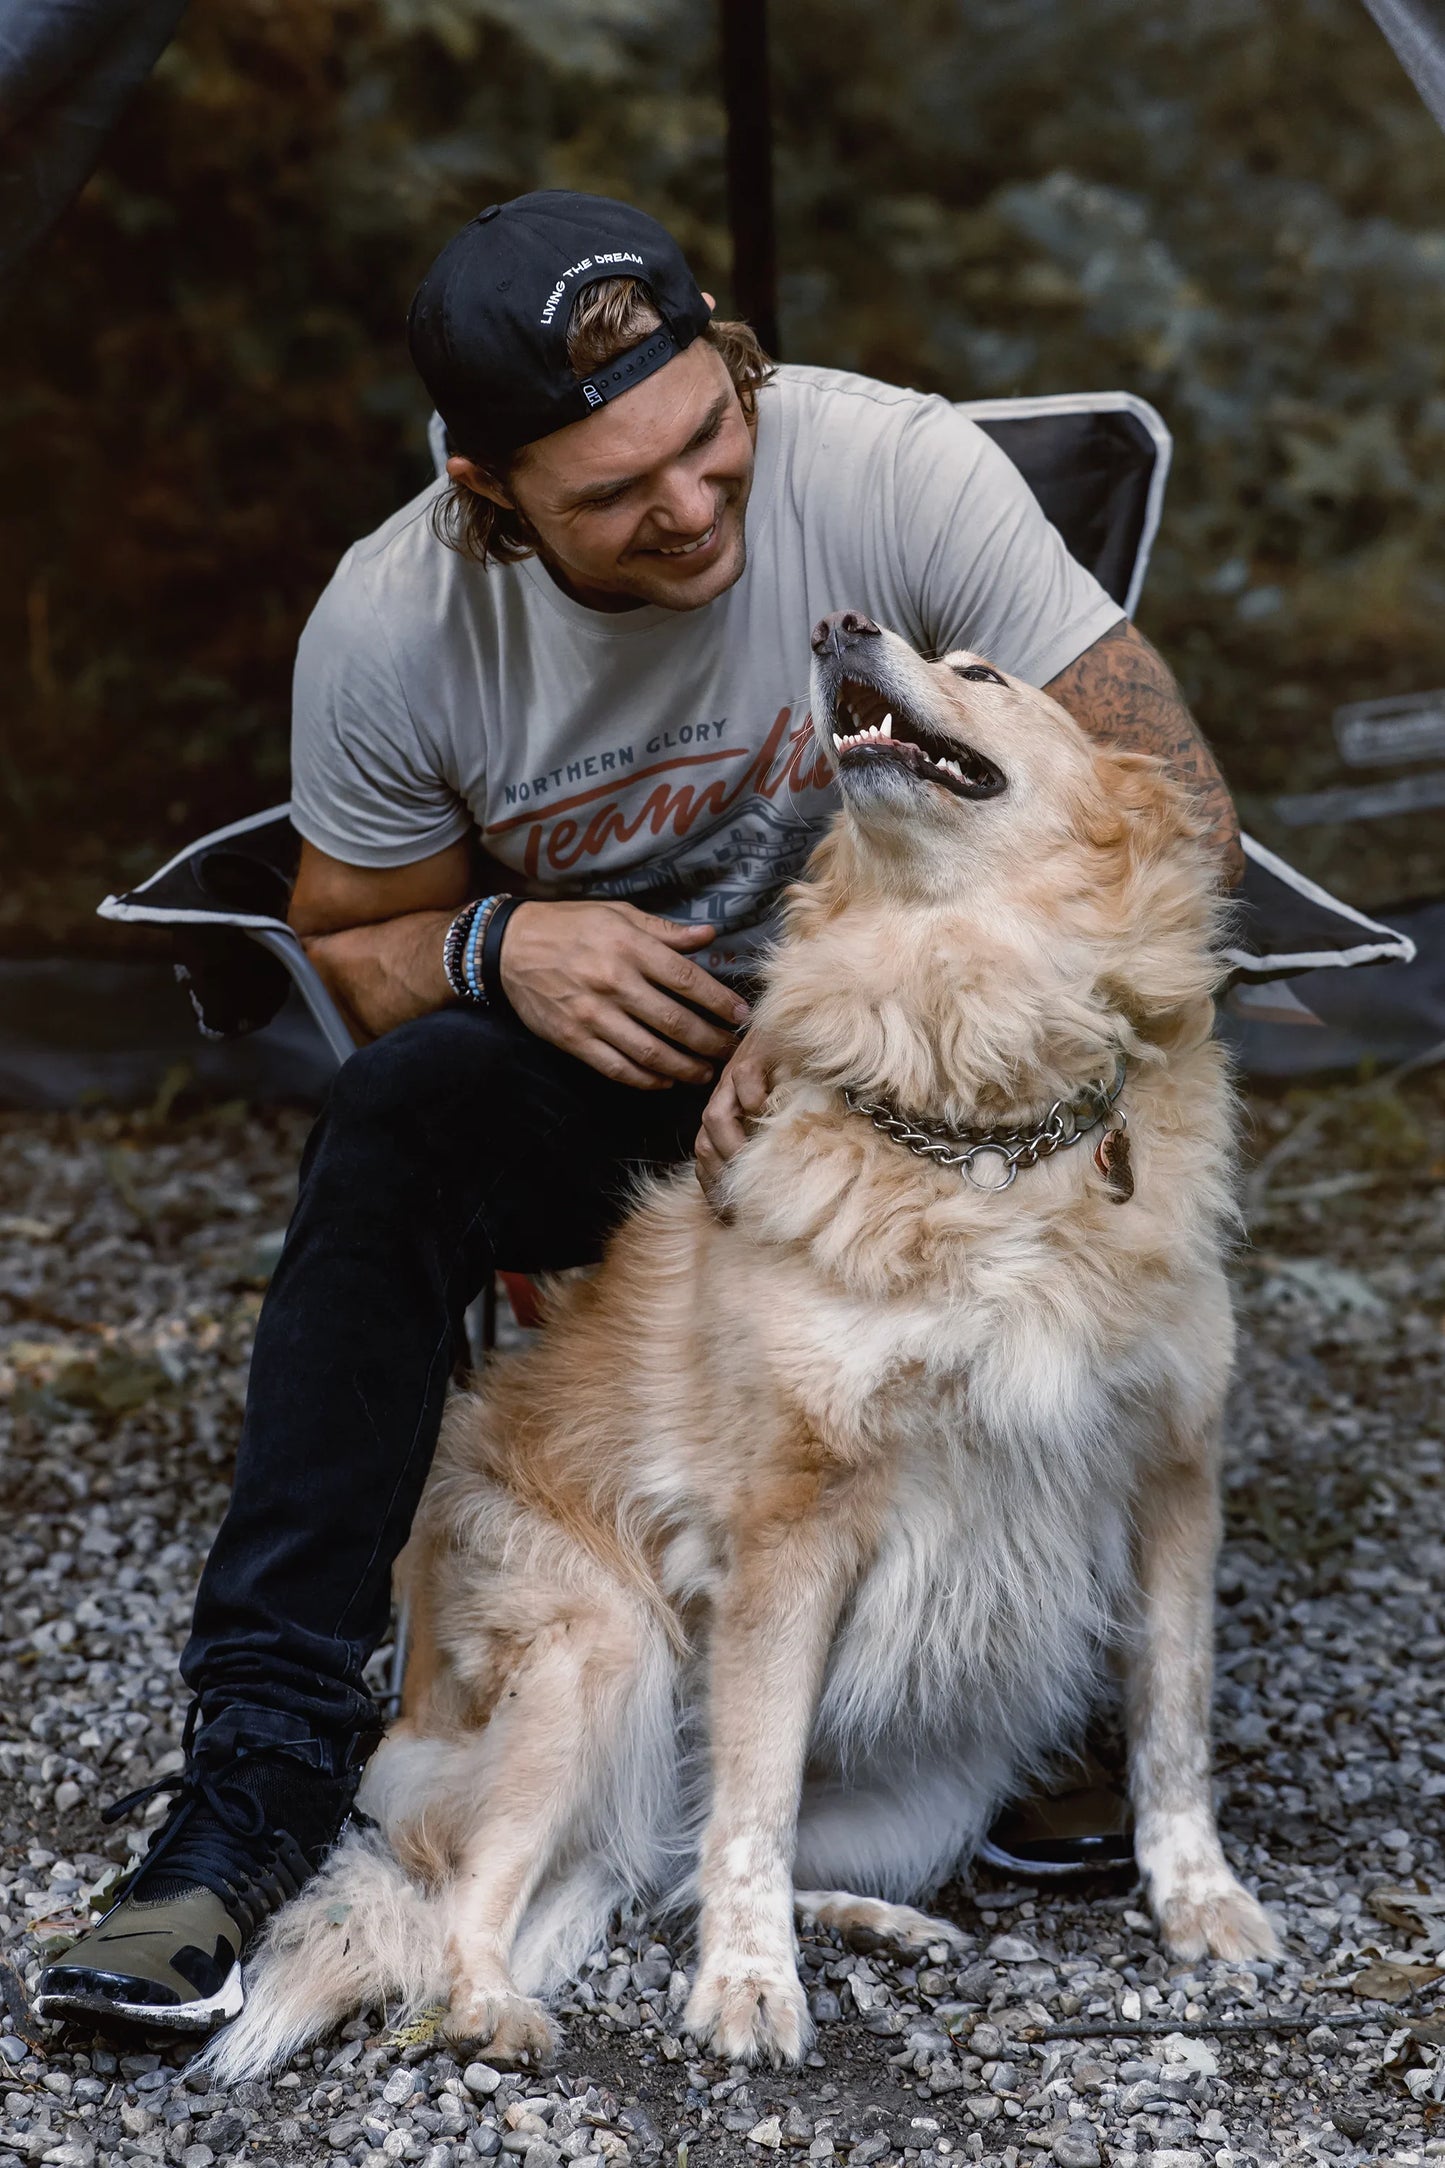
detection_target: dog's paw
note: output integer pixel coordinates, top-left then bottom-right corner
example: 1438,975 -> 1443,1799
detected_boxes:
1156,1878 -> 1280,1965
443,1984 -> 559,2064
794,1888 -> 969,1957
684,1955 -> 810,2066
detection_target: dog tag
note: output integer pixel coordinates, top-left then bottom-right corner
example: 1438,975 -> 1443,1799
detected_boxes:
1093,1120 -> 1134,1203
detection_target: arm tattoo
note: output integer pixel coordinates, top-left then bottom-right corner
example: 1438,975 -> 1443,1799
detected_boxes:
1045,619 -> 1244,888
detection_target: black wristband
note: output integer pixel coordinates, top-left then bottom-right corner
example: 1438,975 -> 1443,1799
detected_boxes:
480,893 -> 526,1015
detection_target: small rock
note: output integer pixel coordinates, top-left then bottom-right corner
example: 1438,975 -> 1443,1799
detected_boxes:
0,2035 -> 27,2065
53,1779 -> 83,1813
1331,2106 -> 1373,2141
809,1988 -> 842,2023
463,2064 -> 503,2099
630,1946 -> 672,1993
1161,2032 -> 1219,2077
1052,2128 -> 1101,2168
749,2119 -> 783,2149
521,2146 -> 561,2168
618,2106 -> 660,2150
987,1934 -> 1039,1963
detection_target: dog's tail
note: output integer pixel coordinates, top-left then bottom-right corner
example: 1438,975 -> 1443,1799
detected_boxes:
199,1819 -> 448,2086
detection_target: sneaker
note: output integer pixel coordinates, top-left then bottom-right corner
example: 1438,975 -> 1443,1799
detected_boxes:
33,1707 -> 368,2037
978,1758 -> 1135,1881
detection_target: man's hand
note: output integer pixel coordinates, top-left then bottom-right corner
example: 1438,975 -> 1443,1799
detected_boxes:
500,900 -> 749,1091
695,1035 -> 774,1212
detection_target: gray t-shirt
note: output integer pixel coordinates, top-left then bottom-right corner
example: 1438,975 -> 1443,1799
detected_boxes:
291,363 -> 1120,979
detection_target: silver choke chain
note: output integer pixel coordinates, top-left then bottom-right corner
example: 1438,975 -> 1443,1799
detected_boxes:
843,1056 -> 1128,1193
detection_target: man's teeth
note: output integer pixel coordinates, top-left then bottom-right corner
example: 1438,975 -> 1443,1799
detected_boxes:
656,524 -> 716,557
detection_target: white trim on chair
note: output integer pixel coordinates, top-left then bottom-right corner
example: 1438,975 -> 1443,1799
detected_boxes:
1219,834 -> 1418,977
96,802 -> 294,917
958,390 -> 1173,619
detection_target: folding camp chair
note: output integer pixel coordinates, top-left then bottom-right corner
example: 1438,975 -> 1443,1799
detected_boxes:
97,390 -> 1414,1708
100,389 -> 1415,1051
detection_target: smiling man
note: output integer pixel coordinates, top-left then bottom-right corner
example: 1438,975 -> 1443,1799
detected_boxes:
38,192 -> 1239,2043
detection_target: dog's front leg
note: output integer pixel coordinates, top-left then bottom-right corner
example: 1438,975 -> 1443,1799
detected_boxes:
1127,1430 -> 1278,1963
684,1514 -> 858,2067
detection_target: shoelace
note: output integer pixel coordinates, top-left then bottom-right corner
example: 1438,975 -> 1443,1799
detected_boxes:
101,1710 -> 316,1937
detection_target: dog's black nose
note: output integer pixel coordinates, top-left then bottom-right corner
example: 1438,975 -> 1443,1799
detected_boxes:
811,610 -> 881,658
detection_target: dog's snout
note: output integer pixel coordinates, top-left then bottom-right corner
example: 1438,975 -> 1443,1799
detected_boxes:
811,610 -> 882,659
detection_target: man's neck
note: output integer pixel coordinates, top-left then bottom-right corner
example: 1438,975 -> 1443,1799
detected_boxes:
535,552 -> 646,614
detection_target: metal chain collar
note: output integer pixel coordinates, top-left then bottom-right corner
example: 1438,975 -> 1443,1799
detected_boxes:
843,1056 -> 1128,1193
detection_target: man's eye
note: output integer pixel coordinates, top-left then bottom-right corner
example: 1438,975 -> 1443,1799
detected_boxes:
587,487 -> 628,510
953,662 -> 1005,685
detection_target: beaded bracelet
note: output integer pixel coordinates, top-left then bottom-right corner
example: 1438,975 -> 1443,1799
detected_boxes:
442,896 -> 497,1001
442,899 -> 484,1004
443,893 -> 521,1007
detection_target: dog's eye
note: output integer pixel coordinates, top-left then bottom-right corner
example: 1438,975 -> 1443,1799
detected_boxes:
952,663 -> 1006,686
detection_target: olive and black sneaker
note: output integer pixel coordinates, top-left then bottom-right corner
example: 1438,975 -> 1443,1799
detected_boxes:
978,1750 -> 1135,1882
33,1707 -> 368,2038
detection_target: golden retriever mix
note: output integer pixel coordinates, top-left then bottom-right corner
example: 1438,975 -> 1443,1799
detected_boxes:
207,610 -> 1276,2082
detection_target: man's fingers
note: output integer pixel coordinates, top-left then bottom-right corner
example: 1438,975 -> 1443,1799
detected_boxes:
597,1010 -> 715,1087
580,1035 -> 674,1090
642,943 -> 751,1027
627,980 -> 739,1062
697,1077 -> 750,1164
730,1049 -> 773,1117
642,913 -> 716,948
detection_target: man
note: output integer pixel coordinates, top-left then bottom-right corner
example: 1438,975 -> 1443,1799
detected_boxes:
38,191 -> 1239,2038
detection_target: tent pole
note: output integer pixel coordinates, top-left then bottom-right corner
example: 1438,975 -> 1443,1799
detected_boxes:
718,0 -> 781,358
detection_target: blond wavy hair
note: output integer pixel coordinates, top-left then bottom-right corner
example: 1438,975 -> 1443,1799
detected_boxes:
431,276 -> 774,568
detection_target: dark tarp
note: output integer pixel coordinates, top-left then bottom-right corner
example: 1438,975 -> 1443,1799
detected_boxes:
0,0 -> 187,293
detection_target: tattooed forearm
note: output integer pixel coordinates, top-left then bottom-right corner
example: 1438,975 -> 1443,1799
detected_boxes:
1046,620 -> 1244,889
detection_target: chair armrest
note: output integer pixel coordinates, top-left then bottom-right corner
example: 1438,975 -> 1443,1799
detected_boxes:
244,925 -> 358,1068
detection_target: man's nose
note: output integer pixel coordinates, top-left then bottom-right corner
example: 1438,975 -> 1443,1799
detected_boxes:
811,610 -> 881,658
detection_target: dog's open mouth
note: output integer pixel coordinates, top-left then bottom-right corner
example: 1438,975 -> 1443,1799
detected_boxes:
829,677 -> 1006,801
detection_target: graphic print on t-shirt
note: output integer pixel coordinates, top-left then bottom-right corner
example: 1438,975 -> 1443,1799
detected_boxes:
480,699 -> 836,974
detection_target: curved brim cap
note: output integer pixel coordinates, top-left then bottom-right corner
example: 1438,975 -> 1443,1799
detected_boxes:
408,190 -> 713,460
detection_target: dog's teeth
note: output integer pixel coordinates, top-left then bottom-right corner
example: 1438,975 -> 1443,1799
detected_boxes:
881,713 -> 893,737
832,732 -> 844,751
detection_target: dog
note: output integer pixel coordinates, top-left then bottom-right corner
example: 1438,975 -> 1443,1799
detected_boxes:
205,609 -> 1277,2083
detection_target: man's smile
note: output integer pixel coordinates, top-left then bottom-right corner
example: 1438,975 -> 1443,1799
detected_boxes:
652,521 -> 718,558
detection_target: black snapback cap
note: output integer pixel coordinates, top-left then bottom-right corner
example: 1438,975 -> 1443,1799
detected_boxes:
408,190 -> 713,462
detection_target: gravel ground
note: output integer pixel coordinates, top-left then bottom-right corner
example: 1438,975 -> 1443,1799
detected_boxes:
3,1067 -> 1445,2167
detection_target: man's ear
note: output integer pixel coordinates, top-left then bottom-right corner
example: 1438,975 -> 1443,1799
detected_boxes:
446,454 -> 512,509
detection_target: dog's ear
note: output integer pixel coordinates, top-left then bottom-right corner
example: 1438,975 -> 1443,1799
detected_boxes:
1081,748 -> 1222,1044
1082,747 -> 1204,869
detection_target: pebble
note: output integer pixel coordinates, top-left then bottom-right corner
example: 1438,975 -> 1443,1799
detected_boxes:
1052,2129 -> 1101,2168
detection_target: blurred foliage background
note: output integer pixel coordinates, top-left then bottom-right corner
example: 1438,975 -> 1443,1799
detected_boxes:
2,0 -> 1444,948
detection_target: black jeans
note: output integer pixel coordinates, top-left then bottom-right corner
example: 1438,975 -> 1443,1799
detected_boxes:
180,1005 -> 713,1750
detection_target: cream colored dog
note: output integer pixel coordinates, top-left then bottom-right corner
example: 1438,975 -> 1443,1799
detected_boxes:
207,612 -> 1277,2083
